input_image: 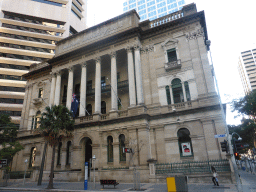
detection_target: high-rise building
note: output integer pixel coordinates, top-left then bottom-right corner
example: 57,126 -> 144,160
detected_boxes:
238,48 -> 256,94
0,0 -> 87,124
123,0 -> 185,21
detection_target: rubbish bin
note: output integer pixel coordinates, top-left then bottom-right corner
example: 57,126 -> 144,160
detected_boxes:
166,176 -> 188,192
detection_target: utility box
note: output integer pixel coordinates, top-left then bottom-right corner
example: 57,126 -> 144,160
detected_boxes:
166,176 -> 188,192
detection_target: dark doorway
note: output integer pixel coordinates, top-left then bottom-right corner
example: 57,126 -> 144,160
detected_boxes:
85,138 -> 92,177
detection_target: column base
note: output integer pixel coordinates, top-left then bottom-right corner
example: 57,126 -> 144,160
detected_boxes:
93,113 -> 101,121
128,105 -> 147,116
109,110 -> 118,119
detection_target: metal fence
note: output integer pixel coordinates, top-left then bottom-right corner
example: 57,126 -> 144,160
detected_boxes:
9,171 -> 32,179
156,159 -> 231,174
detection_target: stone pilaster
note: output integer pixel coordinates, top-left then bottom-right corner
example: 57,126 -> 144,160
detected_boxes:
182,82 -> 187,102
66,66 -> 74,110
80,63 -> 87,116
54,71 -> 62,106
126,47 -> 136,107
134,45 -> 144,105
94,57 -> 101,114
113,142 -> 119,167
49,72 -> 56,107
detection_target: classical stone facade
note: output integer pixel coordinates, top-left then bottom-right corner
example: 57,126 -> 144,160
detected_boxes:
12,4 -> 232,183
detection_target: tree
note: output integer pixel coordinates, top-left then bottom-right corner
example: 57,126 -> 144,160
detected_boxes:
0,114 -> 23,172
232,90 -> 256,148
37,105 -> 74,189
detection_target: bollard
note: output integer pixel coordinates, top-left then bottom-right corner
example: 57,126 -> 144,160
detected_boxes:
84,162 -> 88,190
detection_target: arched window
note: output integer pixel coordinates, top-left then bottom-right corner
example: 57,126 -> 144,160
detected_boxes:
101,101 -> 106,114
86,104 -> 92,116
177,128 -> 193,157
118,98 -> 122,110
29,147 -> 36,167
107,136 -> 113,162
57,142 -> 62,166
172,78 -> 183,103
119,134 -> 126,162
66,141 -> 71,165
184,81 -> 191,101
165,86 -> 171,105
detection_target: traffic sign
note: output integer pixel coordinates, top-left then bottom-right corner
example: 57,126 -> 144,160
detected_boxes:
0,159 -> 7,165
214,134 -> 226,138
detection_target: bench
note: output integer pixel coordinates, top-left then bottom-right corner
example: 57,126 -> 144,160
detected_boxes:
100,180 -> 119,188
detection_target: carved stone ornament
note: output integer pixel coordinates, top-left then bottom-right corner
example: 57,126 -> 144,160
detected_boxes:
185,28 -> 205,41
126,46 -> 132,53
133,44 -> 141,51
141,45 -> 154,53
161,38 -> 179,48
95,57 -> 101,63
50,72 -> 57,78
68,66 -> 74,72
55,70 -> 62,76
110,51 -> 116,58
81,63 -> 87,68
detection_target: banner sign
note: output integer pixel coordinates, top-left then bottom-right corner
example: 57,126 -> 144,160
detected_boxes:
181,142 -> 192,156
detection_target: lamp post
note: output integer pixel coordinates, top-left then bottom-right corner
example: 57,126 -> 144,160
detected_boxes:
206,40 -> 243,192
92,155 -> 96,190
232,132 -> 242,141
23,159 -> 28,185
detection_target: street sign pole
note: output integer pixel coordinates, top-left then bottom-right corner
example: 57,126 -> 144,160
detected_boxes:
84,162 -> 88,190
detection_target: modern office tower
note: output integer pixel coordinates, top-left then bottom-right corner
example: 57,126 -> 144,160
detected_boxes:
238,48 -> 256,94
123,0 -> 185,21
0,0 -> 87,123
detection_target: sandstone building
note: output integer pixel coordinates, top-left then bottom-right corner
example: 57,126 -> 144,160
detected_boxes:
12,4 -> 231,183
0,0 -> 87,124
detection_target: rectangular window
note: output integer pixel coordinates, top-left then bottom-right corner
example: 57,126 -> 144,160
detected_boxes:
71,9 -> 81,20
147,0 -> 155,7
148,11 -> 157,17
123,2 -> 128,6
159,12 -> 167,17
167,48 -> 177,62
129,3 -> 136,9
38,88 -> 43,98
149,16 -> 157,20
140,14 -> 147,20
178,0 -> 185,6
157,1 -> 166,8
129,0 -> 136,4
157,0 -> 164,2
167,0 -> 176,4
123,7 -> 128,11
72,2 -> 82,13
138,4 -> 146,10
138,0 -> 145,5
139,9 -> 146,15
148,5 -> 156,12
168,3 -> 177,9
158,7 -> 166,13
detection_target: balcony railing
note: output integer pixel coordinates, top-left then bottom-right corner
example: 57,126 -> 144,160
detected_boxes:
165,60 -> 181,71
150,10 -> 183,28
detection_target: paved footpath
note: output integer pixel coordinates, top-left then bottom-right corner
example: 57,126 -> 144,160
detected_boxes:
1,170 -> 255,192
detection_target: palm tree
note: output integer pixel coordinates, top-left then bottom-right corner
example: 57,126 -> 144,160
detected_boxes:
38,105 -> 74,189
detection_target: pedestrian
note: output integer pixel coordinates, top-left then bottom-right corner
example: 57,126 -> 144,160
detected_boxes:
211,166 -> 219,186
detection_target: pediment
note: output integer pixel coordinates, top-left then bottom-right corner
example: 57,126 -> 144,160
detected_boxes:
161,38 -> 179,48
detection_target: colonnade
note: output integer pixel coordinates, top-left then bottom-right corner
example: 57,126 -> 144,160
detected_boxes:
49,46 -> 145,116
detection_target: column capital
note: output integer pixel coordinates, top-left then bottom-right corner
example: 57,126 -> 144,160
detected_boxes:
126,46 -> 133,53
50,72 -> 56,78
81,62 -> 87,68
95,57 -> 101,63
55,70 -> 62,76
110,51 -> 116,58
134,44 -> 142,51
68,66 -> 74,72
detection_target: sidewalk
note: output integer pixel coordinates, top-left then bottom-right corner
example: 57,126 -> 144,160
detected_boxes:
0,180 -> 238,192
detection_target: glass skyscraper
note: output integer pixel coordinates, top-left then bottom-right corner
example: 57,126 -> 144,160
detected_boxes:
123,0 -> 185,21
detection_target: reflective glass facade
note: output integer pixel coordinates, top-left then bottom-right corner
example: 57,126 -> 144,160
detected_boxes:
123,0 -> 185,21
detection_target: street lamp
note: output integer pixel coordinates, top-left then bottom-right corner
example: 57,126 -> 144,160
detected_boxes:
92,155 -> 96,190
232,132 -> 242,141
23,159 -> 28,185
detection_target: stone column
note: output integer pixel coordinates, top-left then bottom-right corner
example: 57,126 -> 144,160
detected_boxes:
126,47 -> 136,107
110,52 -> 118,111
66,66 -> 74,110
134,45 -> 144,105
54,71 -> 62,106
94,57 -> 101,114
80,63 -> 87,116
169,86 -> 174,104
181,82 -> 187,102
49,73 -> 56,107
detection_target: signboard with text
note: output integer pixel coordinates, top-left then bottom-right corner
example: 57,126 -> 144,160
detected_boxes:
181,142 -> 192,156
